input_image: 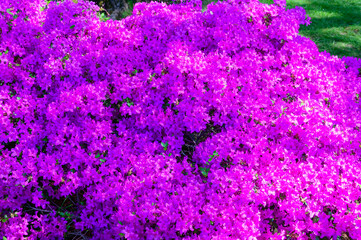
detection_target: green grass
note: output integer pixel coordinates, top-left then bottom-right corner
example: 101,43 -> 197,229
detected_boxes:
259,0 -> 361,58
119,0 -> 361,58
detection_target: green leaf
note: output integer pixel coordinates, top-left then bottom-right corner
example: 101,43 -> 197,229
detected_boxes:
6,9 -> 13,15
95,153 -> 101,158
312,216 -> 319,223
70,25 -> 75,29
199,167 -> 209,177
208,151 -> 218,162
161,141 -> 168,151
100,159 -> 106,163
124,98 -> 134,107
3,236 -> 7,240
97,12 -> 110,22
148,73 -> 156,82
162,98 -> 170,110
62,54 -> 70,61
103,150 -> 108,157
0,49 -> 9,56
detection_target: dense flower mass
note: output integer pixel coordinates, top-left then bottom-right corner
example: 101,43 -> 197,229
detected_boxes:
0,0 -> 361,239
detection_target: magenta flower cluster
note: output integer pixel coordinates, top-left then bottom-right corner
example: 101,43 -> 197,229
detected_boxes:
1,0 -> 361,239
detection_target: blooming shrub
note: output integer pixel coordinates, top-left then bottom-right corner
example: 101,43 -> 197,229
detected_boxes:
0,0 -> 361,239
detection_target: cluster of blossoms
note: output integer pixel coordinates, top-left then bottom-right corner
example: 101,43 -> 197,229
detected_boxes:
1,0 -> 361,239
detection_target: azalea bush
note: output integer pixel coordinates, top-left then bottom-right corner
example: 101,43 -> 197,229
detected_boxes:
1,0 -> 361,239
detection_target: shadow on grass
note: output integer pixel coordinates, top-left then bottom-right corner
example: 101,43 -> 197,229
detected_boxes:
287,0 -> 361,58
